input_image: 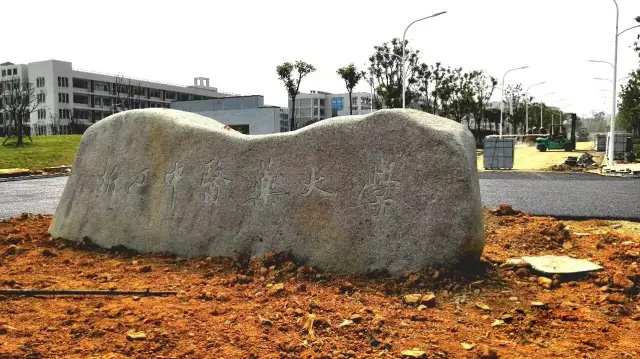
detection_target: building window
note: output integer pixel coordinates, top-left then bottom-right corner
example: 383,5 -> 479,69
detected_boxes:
73,94 -> 89,105
58,77 -> 70,87
1,70 -> 5,77
38,109 -> 47,120
331,97 -> 344,117
37,92 -> 46,104
12,68 -> 17,75
94,81 -> 109,92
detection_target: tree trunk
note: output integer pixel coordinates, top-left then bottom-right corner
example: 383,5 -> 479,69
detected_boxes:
16,119 -> 23,146
349,90 -> 353,115
290,96 -> 296,132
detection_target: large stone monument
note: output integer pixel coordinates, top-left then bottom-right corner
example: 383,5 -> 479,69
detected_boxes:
50,108 -> 484,274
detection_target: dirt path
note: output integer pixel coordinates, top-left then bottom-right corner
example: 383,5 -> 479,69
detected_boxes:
1,210 -> 639,358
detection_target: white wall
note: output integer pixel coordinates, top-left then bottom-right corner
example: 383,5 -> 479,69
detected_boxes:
195,107 -> 281,134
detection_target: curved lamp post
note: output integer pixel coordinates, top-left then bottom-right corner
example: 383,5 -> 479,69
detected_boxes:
401,11 -> 446,108
500,66 -> 529,136
525,82 -> 545,133
602,0 -> 640,163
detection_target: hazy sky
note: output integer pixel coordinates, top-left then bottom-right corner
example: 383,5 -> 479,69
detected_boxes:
5,0 -> 640,117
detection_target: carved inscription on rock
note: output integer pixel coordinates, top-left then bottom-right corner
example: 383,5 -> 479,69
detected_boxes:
246,158 -> 287,207
201,159 -> 231,205
302,166 -> 334,198
165,162 -> 184,210
358,158 -> 401,219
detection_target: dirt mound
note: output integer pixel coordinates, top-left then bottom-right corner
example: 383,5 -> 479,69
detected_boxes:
0,209 -> 639,358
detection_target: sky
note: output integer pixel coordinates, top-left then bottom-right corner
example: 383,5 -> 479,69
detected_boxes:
4,0 -> 640,117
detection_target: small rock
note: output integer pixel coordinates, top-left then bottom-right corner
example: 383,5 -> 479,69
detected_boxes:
537,276 -> 553,289
126,331 -> 147,341
248,256 -> 264,272
530,301 -> 547,308
562,241 -> 573,250
339,282 -> 354,294
401,349 -> 427,358
475,302 -> 490,311
461,342 -> 475,350
500,314 -> 514,322
417,305 -> 427,311
350,314 -> 363,323
0,324 -> 17,334
258,314 -> 273,326
139,265 -> 152,273
611,223 -> 622,229
4,245 -> 19,255
215,292 -> 230,302
176,290 -> 189,302
337,319 -> 354,328
42,249 -> 57,257
515,268 -> 529,278
605,293 -> 629,304
491,319 -> 505,327
612,272 -> 635,290
296,283 -> 307,292
132,296 -> 140,301
268,283 -> 285,296
420,293 -> 436,307
301,313 -> 316,337
403,294 -> 423,305
478,344 -> 500,359
508,296 -> 518,301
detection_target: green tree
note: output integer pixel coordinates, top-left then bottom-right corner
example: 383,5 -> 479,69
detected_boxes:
336,63 -> 366,115
0,76 -> 43,146
276,61 -> 316,131
448,69 -> 477,124
471,71 -> 497,130
503,84 -> 525,133
368,38 -> 420,109
617,69 -> 640,137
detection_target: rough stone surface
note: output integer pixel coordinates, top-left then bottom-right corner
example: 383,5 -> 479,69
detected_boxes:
49,108 -> 484,274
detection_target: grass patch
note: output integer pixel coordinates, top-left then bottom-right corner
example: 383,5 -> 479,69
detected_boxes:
0,135 -> 82,170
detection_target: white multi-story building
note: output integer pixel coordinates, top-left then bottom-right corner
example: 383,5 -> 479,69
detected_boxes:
289,90 -> 374,127
171,95 -> 289,135
0,59 -> 229,135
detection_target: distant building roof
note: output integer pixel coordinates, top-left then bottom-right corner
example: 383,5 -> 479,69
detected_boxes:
0,62 -> 15,66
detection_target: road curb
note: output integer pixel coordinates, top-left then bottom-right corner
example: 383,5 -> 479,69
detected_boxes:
0,173 -> 70,183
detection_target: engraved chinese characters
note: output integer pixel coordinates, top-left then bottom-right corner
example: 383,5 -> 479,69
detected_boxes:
53,108 -> 484,275
302,166 -> 334,198
246,158 -> 287,207
201,159 -> 231,206
358,158 -> 400,219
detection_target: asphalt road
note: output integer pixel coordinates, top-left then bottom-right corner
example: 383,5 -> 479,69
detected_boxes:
0,173 -> 638,220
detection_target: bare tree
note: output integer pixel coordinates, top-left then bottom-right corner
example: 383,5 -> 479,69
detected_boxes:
48,112 -> 62,135
112,74 -> 143,113
0,76 -> 43,146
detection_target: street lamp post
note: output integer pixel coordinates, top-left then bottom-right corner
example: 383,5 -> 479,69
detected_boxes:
525,82 -> 545,133
539,91 -> 555,130
604,0 -> 639,163
401,11 -> 446,109
500,66 -> 529,136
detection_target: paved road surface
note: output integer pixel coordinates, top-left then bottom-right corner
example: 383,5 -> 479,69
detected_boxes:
480,172 -> 640,220
0,173 -> 638,220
